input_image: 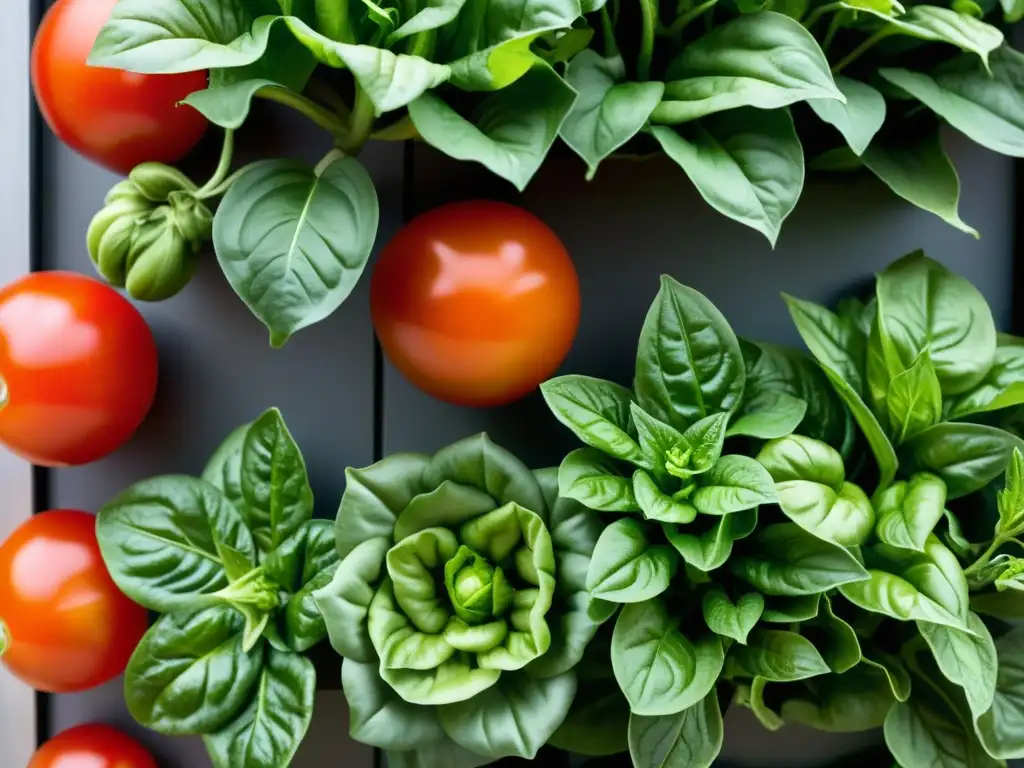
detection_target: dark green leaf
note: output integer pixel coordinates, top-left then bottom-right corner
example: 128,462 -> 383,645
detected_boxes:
808,76 -> 886,156
727,392 -> 807,439
918,613 -> 997,719
975,626 -> 1024,758
587,518 -> 678,602
558,448 -> 638,511
663,508 -> 758,572
541,375 -> 645,465
701,587 -> 763,644
907,422 -> 1024,499
725,628 -> 830,682
627,692 -> 723,768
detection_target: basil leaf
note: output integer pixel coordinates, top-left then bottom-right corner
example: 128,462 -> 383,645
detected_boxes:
408,65 -> 577,192
634,275 -> 745,431
654,11 -> 842,123
282,521 -> 339,653
683,413 -> 730,470
725,628 -> 830,682
213,154 -> 378,347
782,666 -> 895,733
878,46 -> 1024,158
745,677 -> 783,732
947,342 -> 1024,420
692,455 -> 776,515
727,391 -> 807,440
663,507 -> 758,572
805,595 -> 861,674
782,294 -> 864,396
202,422 -> 250,515
634,470 -> 697,524
611,598 -> 724,716
760,594 -> 821,623
701,587 -> 764,644
874,474 -> 946,552
124,606 -> 264,735
918,613 -> 997,719
541,375 -> 645,464
627,692 -> 723,768
874,6 -> 1003,69
861,126 -> 977,236
907,422 -> 1024,499
586,518 -> 678,602
97,476 -> 257,613
649,108 -> 803,247
731,523 -> 869,595
976,627 -> 1024,758
840,570 -> 967,630
886,351 -> 943,443
204,648 -> 316,768
885,691 -> 997,768
560,51 -> 664,179
861,650 -> 912,702
630,404 -> 687,471
756,434 -> 845,489
808,76 -> 886,156
774,479 -> 874,548
558,448 -> 638,511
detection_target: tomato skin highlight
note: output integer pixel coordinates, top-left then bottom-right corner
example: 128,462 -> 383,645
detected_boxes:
29,723 -> 158,768
31,0 -> 208,175
0,510 -> 148,693
0,271 -> 159,467
371,201 -> 581,407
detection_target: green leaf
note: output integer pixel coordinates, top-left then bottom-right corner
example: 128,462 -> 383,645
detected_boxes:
975,627 -> 1024,758
885,691 -> 997,768
184,79 -> 297,132
805,595 -> 861,674
947,343 -> 1024,420
918,613 -> 997,719
630,404 -> 688,472
874,6 -> 1003,69
392,481 -> 495,542
611,598 -> 724,716
886,352 -> 943,443
1001,0 -> 1024,21
213,154 -> 379,347
756,434 -> 844,489
874,474 -> 947,552
239,408 -> 313,555
649,108 -> 803,247
731,523 -> 869,595
201,422 -> 250,514
861,650 -> 911,702
972,589 -> 1024,620
653,11 -> 842,124
408,65 -> 576,192
634,275 -> 745,431
560,51 -> 664,179
774,480 -> 874,548
663,508 -> 758,572
634,470 -> 697,525
314,537 -> 390,663
683,413 -> 731,471
586,518 -> 678,602
204,648 -> 316,768
547,659 -> 629,756
760,594 -> 821,623
438,672 -> 576,759
627,692 -> 723,768
727,392 -> 807,439
558,448 -> 638,511
907,422 -> 1024,499
839,570 -> 967,630
692,455 -> 776,515
875,251 -> 996,395
541,375 -> 644,465
861,127 -> 977,237
96,476 -> 257,613
808,76 -> 886,156
781,666 -> 896,733
385,741 -> 491,768
340,658 -> 445,750
389,0 -> 470,42
701,587 -> 764,644
283,17 -> 451,113
782,294 -> 864,396
124,606 -> 264,735
725,628 -> 830,682
998,448 -> 1024,537
283,532 -> 339,653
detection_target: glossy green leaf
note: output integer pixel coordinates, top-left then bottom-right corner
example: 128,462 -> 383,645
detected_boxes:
663,508 -> 758,572
611,599 -> 724,716
634,275 -> 745,431
627,692 -> 723,768
213,154 -> 379,347
541,376 -> 644,464
314,537 -> 390,663
839,570 -> 967,630
701,588 -> 763,644
634,470 -> 697,525
97,476 -> 256,613
654,11 -> 842,123
808,76 -> 886,156
885,691 -> 997,768
774,480 -> 874,547
860,650 -> 912,702
760,594 -> 821,623
756,434 -> 845,489
630,404 -> 687,472
731,523 -> 869,596
947,344 -> 1024,420
997,447 -> 1024,537
975,627 -> 1024,758
805,595 -> 861,674
558,448 -> 638,512
692,455 -> 776,515
886,352 -> 943,443
918,613 -> 997,719
586,518 -> 678,602
874,474 -> 947,552
907,422 -> 1024,499
727,392 -> 807,440
782,294 -> 864,396
124,606 -> 264,735
204,648 -> 316,768
725,629 -> 830,682
201,422 -> 250,514
875,6 -> 1003,69
341,658 -> 445,750
650,108 -> 803,247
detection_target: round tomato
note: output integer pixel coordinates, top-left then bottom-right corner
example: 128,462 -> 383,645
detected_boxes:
0,510 -> 148,693
371,201 -> 581,407
30,723 -> 157,768
31,0 -> 208,175
0,271 -> 158,467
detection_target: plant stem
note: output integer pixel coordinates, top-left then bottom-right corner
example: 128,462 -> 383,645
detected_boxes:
964,537 -> 1006,577
308,77 -> 352,122
637,0 -> 656,81
195,129 -> 235,198
821,13 -> 842,54
600,5 -> 620,58
803,1 -> 842,30
197,166 -> 251,200
371,115 -> 420,141
315,147 -> 348,176
341,86 -> 377,155
832,29 -> 889,74
257,86 -> 348,136
658,0 -> 717,36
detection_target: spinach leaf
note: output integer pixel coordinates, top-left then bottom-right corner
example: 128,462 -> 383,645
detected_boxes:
761,594 -> 821,623
701,587 -> 763,644
874,473 -> 947,552
808,76 -> 886,156
781,666 -> 896,733
727,391 -> 807,440
918,612 -> 997,719
663,508 -> 758,572
906,422 -> 1024,499
586,518 -> 678,602
634,470 -> 697,525
840,567 -> 967,631
558,448 -> 638,511
975,627 -> 1024,759
724,628 -> 830,682
202,422 -> 250,514
885,690 -> 997,768
611,598 -> 724,716
283,520 -> 339,652
627,692 -> 723,768
541,375 -> 644,465
805,595 -> 861,674
691,455 -> 776,515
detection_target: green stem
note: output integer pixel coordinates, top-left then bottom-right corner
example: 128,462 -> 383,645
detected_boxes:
658,0 -> 717,36
964,537 -> 1007,577
197,166 -> 251,200
371,115 -> 420,142
316,0 -> 354,43
407,28 -> 436,60
821,13 -> 842,54
308,77 -> 352,122
832,29 -> 889,74
600,5 -> 619,58
637,0 -> 656,81
803,1 -> 842,29
256,86 -> 348,136
194,129 -> 235,198
341,87 -> 377,155
315,147 -> 348,176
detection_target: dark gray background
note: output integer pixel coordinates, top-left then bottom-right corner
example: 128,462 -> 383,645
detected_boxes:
23,4 -> 1020,764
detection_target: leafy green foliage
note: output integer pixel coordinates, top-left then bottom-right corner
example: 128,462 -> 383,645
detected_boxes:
97,408 -> 330,768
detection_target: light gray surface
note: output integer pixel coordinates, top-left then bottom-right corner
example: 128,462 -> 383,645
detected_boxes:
0,0 -> 38,764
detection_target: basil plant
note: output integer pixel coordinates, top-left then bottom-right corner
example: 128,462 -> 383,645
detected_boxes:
314,433 -> 616,767
96,408 -> 335,768
785,250 -> 1024,498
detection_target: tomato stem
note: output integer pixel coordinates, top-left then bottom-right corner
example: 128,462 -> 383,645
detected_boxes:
195,130 -> 236,199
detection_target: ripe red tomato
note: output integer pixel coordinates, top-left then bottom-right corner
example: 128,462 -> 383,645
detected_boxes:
30,723 -> 157,768
0,271 -> 158,467
0,510 -> 148,693
31,0 -> 208,175
371,201 -> 581,407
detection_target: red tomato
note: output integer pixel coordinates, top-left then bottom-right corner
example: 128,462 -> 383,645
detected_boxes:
31,0 -> 208,175
30,723 -> 157,768
371,201 -> 581,407
0,272 -> 158,467
0,510 -> 148,693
